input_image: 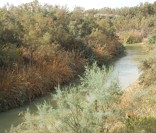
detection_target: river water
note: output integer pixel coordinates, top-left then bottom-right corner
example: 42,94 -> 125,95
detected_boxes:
114,45 -> 146,89
0,45 -> 146,133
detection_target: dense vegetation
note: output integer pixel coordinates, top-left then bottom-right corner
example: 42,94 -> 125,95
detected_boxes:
1,0 -> 156,132
113,3 -> 156,130
84,2 -> 156,43
2,1 -> 156,112
0,1 -> 124,112
115,2 -> 156,131
8,63 -> 123,133
8,46 -> 156,132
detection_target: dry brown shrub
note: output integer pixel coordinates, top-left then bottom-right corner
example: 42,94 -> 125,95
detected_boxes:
93,45 -> 112,65
0,49 -> 87,111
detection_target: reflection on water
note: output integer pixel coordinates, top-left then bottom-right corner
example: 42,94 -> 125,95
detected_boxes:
114,45 -> 146,88
0,45 -> 146,133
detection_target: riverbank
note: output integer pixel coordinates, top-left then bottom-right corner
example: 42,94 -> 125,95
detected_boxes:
7,63 -> 123,133
0,2 -> 125,112
120,79 -> 156,116
0,45 -> 125,113
0,44 -> 145,133
6,44 -> 150,132
113,80 -> 156,132
113,44 -> 156,132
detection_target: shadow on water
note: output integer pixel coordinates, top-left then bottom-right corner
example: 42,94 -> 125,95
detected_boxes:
0,45 -> 146,133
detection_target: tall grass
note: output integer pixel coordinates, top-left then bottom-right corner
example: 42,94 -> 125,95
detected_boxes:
0,50 -> 86,112
8,63 -> 122,133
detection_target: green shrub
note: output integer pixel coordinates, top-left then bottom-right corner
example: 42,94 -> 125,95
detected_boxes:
148,33 -> 156,44
140,55 -> 156,86
0,2 -> 125,113
0,45 -> 22,67
126,35 -> 142,44
8,63 -> 122,133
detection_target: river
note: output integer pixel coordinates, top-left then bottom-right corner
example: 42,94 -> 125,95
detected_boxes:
114,45 -> 146,88
0,45 -> 146,133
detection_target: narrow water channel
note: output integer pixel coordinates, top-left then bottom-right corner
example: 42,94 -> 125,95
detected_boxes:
0,45 -> 146,133
114,45 -> 146,88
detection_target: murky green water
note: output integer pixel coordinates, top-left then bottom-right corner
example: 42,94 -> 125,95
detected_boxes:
0,94 -> 53,133
114,45 -> 146,88
0,45 -> 146,133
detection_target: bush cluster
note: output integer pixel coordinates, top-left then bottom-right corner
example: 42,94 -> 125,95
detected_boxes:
0,1 -> 124,111
8,63 -> 122,133
148,33 -> 156,44
125,34 -> 142,44
139,49 -> 156,86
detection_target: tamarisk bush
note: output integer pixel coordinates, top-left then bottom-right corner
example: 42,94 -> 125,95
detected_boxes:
8,63 -> 122,133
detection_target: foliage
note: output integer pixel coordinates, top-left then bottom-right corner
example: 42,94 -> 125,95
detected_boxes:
116,45 -> 156,133
0,50 -> 86,112
0,1 -> 125,111
97,2 -> 156,42
8,63 -> 122,133
140,52 -> 156,86
1,1 -> 156,132
125,34 -> 142,44
0,45 -> 22,67
148,33 -> 156,44
114,116 -> 156,133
